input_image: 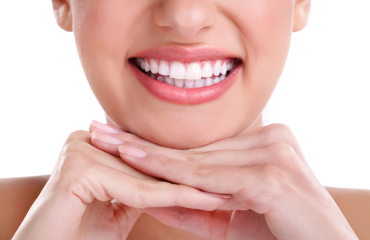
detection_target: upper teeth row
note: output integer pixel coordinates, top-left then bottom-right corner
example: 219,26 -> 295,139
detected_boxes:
136,58 -> 234,80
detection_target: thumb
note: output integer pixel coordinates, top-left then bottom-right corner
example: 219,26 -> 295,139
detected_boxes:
89,120 -> 158,157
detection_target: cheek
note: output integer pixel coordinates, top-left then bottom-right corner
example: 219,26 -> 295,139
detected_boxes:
72,0 -> 147,84
71,0 -> 152,115
228,0 -> 293,55
69,0 -> 295,148
222,0 -> 294,108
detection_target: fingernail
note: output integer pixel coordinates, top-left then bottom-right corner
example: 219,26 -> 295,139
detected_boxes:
91,120 -> 124,133
92,131 -> 124,144
118,145 -> 148,158
202,191 -> 231,199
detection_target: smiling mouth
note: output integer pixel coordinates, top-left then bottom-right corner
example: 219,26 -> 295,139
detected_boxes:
134,58 -> 236,88
129,46 -> 242,104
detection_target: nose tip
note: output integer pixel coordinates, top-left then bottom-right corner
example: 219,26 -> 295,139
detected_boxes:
153,0 -> 218,37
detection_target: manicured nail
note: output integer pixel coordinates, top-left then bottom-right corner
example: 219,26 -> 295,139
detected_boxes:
118,145 -> 148,158
202,191 -> 231,199
92,131 -> 124,144
91,120 -> 124,133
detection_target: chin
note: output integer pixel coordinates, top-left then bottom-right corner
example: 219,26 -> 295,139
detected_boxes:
139,128 -> 230,150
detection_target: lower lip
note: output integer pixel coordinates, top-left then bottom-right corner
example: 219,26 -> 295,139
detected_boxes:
130,61 -> 241,105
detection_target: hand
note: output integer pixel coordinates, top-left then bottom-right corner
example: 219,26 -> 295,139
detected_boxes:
13,130 -> 227,240
92,122 -> 358,240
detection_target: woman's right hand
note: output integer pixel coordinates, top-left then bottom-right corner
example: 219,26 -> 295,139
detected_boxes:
12,130 -> 227,240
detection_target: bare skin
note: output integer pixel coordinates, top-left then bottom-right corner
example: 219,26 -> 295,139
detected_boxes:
1,124 -> 369,240
2,0 -> 369,239
2,177 -> 369,240
1,148 -> 370,239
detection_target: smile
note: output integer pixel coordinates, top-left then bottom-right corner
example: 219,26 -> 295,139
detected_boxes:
130,46 -> 241,105
136,58 -> 235,88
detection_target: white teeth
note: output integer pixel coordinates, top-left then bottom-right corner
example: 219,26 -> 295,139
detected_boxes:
186,62 -> 202,79
136,58 -> 142,67
145,60 -> 151,72
150,59 -> 159,74
159,60 -> 169,76
175,78 -> 184,88
157,76 -> 164,82
226,63 -> 231,71
184,79 -> 194,88
201,61 -> 213,78
227,61 -> 234,71
213,77 -> 221,84
213,60 -> 221,76
170,61 -> 186,79
194,79 -> 205,88
137,57 -> 235,88
205,78 -> 213,86
220,62 -> 227,75
165,77 -> 174,86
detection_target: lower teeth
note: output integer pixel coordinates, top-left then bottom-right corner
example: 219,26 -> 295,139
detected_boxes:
143,70 -> 231,88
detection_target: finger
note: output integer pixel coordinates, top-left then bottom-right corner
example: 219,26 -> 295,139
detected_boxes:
64,130 -> 92,146
118,146 -> 250,194
89,120 -> 158,147
118,143 -> 299,207
91,131 -> 123,157
118,149 -> 291,214
102,124 -> 304,167
66,137 -> 157,181
110,200 -> 143,234
90,120 -> 126,133
90,131 -> 159,158
69,158 -> 228,211
118,141 -> 286,168
194,124 -> 304,161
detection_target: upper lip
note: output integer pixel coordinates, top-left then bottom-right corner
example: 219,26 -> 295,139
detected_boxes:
131,45 -> 240,62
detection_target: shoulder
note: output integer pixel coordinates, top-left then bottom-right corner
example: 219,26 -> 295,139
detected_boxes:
326,187 -> 370,239
0,175 -> 49,240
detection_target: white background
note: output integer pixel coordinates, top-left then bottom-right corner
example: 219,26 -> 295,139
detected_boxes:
0,1 -> 369,189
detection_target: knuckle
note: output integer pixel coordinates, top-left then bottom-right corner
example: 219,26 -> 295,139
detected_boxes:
63,140 -> 90,155
267,142 -> 294,165
55,152 -> 96,194
261,165 -> 287,186
59,151 -> 91,174
184,151 -> 208,162
262,123 -> 294,143
65,130 -> 91,145
136,179 -> 156,191
132,180 -> 158,208
191,163 -> 212,178
136,194 -> 148,209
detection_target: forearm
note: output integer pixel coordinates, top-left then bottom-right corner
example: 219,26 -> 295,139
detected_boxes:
0,175 -> 49,240
326,187 -> 370,239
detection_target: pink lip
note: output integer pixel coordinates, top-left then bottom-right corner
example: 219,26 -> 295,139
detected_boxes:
132,45 -> 239,62
129,46 -> 242,105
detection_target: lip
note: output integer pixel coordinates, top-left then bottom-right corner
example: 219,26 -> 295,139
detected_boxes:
131,45 -> 240,62
129,46 -> 242,105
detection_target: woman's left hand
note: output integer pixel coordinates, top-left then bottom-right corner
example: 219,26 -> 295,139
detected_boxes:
91,122 -> 358,240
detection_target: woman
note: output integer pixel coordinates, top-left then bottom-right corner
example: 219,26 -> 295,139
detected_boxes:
1,0 -> 369,239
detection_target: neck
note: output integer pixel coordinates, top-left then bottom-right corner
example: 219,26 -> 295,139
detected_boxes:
128,213 -> 206,240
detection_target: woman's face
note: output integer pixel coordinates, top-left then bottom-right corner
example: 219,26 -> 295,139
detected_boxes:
54,0 -> 310,149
